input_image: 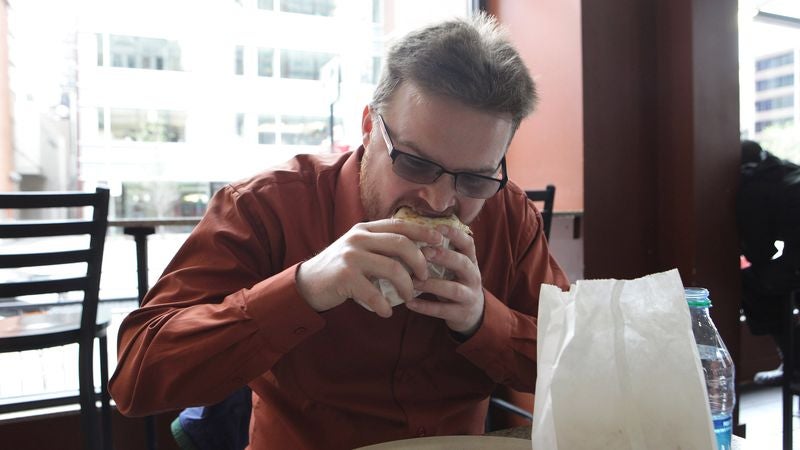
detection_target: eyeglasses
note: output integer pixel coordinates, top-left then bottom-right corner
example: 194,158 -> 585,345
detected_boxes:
376,114 -> 508,199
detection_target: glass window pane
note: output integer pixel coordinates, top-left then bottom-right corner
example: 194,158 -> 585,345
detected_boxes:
258,48 -> 273,77
96,34 -> 104,66
235,46 -> 245,75
236,113 -> 246,137
109,35 -> 183,71
258,115 -> 276,144
110,109 -> 186,142
281,50 -> 334,80
281,0 -> 337,16
258,0 -> 274,10
98,108 -> 105,134
281,115 -> 328,145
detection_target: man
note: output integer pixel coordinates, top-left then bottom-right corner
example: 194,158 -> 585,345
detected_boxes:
738,140 -> 800,385
110,13 -> 568,449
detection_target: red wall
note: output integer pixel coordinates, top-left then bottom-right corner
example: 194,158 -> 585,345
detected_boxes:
488,0 -> 584,212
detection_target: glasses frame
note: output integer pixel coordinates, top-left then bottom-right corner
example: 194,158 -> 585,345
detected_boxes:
376,114 -> 508,199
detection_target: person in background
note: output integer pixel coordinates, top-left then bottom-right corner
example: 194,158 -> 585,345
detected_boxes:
109,13 -> 568,450
738,139 -> 800,385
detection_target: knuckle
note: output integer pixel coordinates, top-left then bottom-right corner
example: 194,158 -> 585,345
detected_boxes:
340,249 -> 360,266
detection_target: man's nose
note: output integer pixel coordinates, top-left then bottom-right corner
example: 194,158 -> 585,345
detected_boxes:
418,174 -> 458,212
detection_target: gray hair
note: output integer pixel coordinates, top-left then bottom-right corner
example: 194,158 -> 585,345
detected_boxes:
370,12 -> 537,133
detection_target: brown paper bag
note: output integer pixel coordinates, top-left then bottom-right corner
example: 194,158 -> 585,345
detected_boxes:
531,269 -> 716,449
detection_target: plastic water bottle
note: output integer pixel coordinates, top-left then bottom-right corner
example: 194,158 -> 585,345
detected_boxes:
685,287 -> 735,450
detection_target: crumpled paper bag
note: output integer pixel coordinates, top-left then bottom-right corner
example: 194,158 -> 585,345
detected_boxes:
531,269 -> 716,449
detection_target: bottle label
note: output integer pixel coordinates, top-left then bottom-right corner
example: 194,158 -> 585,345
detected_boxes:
712,414 -> 732,450
697,344 -> 720,360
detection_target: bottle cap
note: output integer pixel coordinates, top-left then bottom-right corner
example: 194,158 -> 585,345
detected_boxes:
684,287 -> 711,307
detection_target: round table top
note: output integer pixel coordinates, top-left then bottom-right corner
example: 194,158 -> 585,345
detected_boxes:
356,435 -> 529,450
355,427 -> 749,449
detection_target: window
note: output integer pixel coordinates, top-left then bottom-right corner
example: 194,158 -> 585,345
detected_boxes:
110,109 -> 187,142
109,35 -> 182,71
755,52 -> 794,71
281,49 -> 335,80
755,74 -> 795,91
372,0 -> 382,23
756,117 -> 794,133
281,115 -> 328,145
360,56 -> 381,84
236,113 -> 246,137
235,46 -> 245,75
258,115 -> 276,144
755,95 -> 794,112
258,0 -> 274,10
258,48 -> 274,77
96,34 -> 104,66
98,108 -> 105,134
280,0 -> 336,16
119,182 -> 213,218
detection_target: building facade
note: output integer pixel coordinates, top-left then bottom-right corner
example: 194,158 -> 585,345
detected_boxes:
753,48 -> 798,136
4,0 -> 472,218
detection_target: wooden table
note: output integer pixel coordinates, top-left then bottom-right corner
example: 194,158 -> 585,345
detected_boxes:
357,426 -> 749,449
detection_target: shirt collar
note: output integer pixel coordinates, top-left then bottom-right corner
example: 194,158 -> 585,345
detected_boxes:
334,146 -> 367,238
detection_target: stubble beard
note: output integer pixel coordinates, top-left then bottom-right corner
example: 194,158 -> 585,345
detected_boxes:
359,149 -> 385,221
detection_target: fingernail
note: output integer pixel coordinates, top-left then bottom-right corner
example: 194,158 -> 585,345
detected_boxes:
422,246 -> 436,259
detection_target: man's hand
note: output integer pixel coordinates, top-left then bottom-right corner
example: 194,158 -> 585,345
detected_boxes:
405,225 -> 485,337
296,219 -> 443,318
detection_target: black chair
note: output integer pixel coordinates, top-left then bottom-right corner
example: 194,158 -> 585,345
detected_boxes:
0,188 -> 111,450
783,288 -> 800,450
485,185 -> 557,432
526,185 -> 556,240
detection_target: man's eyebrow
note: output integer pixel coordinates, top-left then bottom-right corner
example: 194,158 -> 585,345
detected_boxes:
393,135 -> 500,174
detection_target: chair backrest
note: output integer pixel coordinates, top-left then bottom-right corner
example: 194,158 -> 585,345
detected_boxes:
0,188 -> 110,343
525,185 -> 556,241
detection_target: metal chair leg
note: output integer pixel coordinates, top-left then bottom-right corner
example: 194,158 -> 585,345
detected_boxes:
80,339 -> 99,450
126,226 -> 158,450
784,290 -> 798,450
100,335 -> 112,450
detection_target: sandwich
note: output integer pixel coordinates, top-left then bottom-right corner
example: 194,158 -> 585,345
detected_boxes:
375,207 -> 472,307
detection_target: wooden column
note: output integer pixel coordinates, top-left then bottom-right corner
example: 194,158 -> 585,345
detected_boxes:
583,0 -> 742,412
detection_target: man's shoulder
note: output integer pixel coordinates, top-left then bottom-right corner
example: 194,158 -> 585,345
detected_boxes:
472,181 -> 532,229
228,151 -> 353,195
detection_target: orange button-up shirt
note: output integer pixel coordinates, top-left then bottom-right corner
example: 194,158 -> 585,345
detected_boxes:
109,148 -> 568,450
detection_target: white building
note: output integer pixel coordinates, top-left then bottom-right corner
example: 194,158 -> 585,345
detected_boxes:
753,48 -> 798,136
75,0 -> 386,218
739,3 -> 800,161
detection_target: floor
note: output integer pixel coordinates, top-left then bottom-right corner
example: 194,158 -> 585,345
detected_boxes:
740,384 -> 799,449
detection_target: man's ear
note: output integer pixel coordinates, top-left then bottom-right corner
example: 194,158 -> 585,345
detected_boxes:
361,105 -> 373,147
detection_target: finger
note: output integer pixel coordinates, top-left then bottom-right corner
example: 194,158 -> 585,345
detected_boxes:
360,253 -> 416,301
437,225 -> 477,263
349,275 -> 393,318
413,277 -> 472,304
354,231 -> 430,281
422,245 -> 480,285
405,295 -> 459,321
366,219 -> 445,247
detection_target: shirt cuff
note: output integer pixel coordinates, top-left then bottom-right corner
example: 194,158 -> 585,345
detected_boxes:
456,289 -> 513,381
243,263 -> 326,356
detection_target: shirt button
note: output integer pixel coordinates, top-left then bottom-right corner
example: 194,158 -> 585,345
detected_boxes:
417,427 -> 426,436
294,327 -> 307,335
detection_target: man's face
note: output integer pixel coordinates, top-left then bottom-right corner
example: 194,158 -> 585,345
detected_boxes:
360,82 -> 513,224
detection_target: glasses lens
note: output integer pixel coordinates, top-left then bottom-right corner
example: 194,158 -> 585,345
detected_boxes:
392,152 -> 442,184
456,174 -> 501,199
